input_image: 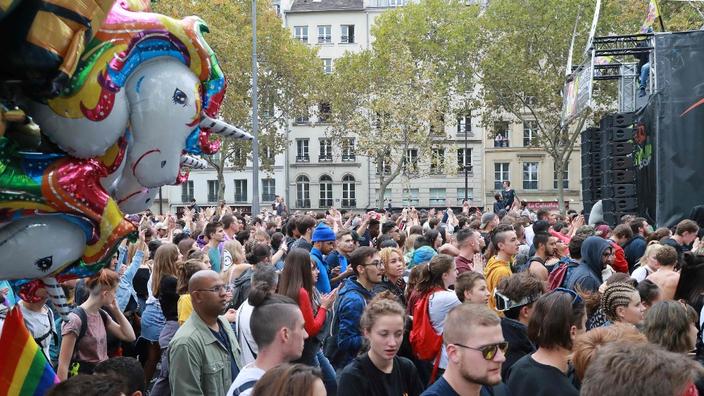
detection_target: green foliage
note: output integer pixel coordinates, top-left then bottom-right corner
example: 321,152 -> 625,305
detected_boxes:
153,0 -> 323,199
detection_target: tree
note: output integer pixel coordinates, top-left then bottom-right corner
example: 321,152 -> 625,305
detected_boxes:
153,0 -> 322,201
324,0 -> 479,207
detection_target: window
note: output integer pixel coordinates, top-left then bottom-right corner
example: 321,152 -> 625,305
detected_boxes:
404,148 -> 419,174
342,138 -> 356,161
494,163 -> 509,190
318,102 -> 331,123
342,175 -> 356,208
207,180 -> 219,202
319,138 -> 332,161
181,180 -> 194,202
523,121 -> 538,147
429,114 -> 445,136
341,25 -> 355,43
296,175 -> 310,208
523,162 -> 539,190
375,188 -> 392,208
234,179 -> 247,202
457,148 -> 472,172
322,58 -> 333,74
402,188 -> 419,206
261,145 -> 275,165
457,188 -> 473,204
377,155 -> 391,175
296,139 -> 309,162
262,178 -> 276,201
319,175 -> 333,208
493,121 -> 510,147
294,26 -> 308,43
553,162 -> 569,189
457,114 -> 471,134
317,25 -> 331,44
429,188 -> 446,206
430,148 -> 445,174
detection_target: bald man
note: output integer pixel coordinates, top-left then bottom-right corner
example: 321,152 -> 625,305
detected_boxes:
169,270 -> 243,396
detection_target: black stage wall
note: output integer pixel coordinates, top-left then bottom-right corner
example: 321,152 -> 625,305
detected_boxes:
640,31 -> 704,227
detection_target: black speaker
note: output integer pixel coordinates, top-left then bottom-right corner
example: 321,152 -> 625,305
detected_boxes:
607,141 -> 635,156
602,184 -> 637,198
603,197 -> 638,212
606,127 -> 634,142
607,155 -> 635,170
612,112 -> 637,127
605,169 -> 636,184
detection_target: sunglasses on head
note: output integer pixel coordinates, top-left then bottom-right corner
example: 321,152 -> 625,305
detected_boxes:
452,341 -> 509,360
549,287 -> 583,306
494,290 -> 539,312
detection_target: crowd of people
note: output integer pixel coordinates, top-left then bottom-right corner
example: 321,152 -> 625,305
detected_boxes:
3,194 -> 704,396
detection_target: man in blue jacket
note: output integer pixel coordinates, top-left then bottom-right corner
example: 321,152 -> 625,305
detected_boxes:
326,246 -> 382,370
310,223 -> 336,293
564,236 -> 614,293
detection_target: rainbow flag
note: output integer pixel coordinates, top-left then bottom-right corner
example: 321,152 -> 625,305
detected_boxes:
0,306 -> 60,395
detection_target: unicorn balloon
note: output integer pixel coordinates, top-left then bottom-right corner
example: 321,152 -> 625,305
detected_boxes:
0,0 -> 251,317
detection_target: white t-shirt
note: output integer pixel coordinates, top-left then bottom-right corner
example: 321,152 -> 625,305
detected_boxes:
226,363 -> 266,396
631,265 -> 653,283
20,303 -> 55,362
235,301 -> 258,365
428,290 -> 461,369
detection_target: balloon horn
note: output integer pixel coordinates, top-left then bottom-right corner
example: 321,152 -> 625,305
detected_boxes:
42,277 -> 71,321
200,115 -> 254,140
180,154 -> 209,169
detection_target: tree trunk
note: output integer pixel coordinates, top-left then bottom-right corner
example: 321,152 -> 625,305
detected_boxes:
217,154 -> 226,201
556,156 -> 566,215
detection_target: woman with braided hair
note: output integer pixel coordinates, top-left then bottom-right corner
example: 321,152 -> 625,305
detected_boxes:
600,282 -> 646,327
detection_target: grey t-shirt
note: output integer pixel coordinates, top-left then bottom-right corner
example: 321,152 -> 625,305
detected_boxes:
20,303 -> 55,361
226,363 -> 266,396
428,290 -> 461,369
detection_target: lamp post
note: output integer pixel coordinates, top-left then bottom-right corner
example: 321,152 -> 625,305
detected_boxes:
464,122 -> 469,202
251,0 -> 260,215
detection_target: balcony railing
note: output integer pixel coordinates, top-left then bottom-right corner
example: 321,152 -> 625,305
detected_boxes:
262,194 -> 276,202
207,194 -> 217,203
319,199 -> 333,208
318,155 -> 332,162
181,194 -> 194,203
342,154 -> 356,162
234,195 -> 247,203
296,155 -> 310,162
297,199 -> 311,208
341,199 -> 356,208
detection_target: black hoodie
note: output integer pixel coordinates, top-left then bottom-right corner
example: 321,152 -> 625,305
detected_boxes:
564,236 -> 611,293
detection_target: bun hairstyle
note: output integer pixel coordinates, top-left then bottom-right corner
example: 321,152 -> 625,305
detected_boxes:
360,291 -> 405,332
86,269 -> 120,295
601,282 -> 638,321
248,282 -> 299,349
416,254 -> 454,294
246,243 -> 271,265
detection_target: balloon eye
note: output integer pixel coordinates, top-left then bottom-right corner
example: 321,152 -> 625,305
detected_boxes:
172,88 -> 188,107
35,256 -> 53,272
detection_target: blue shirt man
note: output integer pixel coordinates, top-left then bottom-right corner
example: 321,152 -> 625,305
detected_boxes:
310,223 -> 336,293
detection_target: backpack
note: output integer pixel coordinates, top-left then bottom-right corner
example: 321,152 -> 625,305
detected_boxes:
228,268 -> 254,310
68,306 -> 109,376
409,288 -> 443,361
547,258 -> 578,291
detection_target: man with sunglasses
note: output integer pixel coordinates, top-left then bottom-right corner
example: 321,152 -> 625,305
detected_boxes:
563,236 -> 614,293
422,303 -> 509,396
169,270 -> 243,396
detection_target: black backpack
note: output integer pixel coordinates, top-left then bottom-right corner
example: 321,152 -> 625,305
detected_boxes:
228,268 -> 254,310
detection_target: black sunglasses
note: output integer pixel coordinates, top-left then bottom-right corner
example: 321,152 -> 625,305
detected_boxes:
452,341 -> 509,360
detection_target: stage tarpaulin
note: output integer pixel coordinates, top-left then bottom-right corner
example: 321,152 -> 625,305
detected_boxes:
650,31 -> 704,226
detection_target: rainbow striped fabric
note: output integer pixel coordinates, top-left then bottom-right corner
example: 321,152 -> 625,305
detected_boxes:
0,306 -> 60,395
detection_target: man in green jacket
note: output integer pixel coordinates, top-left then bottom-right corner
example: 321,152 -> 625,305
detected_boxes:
169,270 -> 243,395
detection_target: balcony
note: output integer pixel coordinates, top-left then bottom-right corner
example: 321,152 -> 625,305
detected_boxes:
342,154 -> 356,162
234,195 -> 247,203
297,199 -> 311,208
296,155 -> 310,163
318,155 -> 332,162
181,194 -> 194,203
341,199 -> 356,208
319,199 -> 333,208
207,194 -> 217,203
262,194 -> 276,202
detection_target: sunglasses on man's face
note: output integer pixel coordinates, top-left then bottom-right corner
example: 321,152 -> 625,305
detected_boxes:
452,341 -> 509,360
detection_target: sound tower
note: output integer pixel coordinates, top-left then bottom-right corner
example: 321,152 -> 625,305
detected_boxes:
599,112 -> 638,226
581,127 -> 602,218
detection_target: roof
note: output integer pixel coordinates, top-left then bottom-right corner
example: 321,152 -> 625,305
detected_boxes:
289,0 -> 364,12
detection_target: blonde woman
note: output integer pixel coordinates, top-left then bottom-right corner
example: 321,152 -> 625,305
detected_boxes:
374,247 -> 407,305
631,242 -> 663,282
221,240 -> 249,276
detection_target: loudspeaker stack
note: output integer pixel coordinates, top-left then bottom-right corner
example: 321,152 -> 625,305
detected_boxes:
598,112 -> 638,226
